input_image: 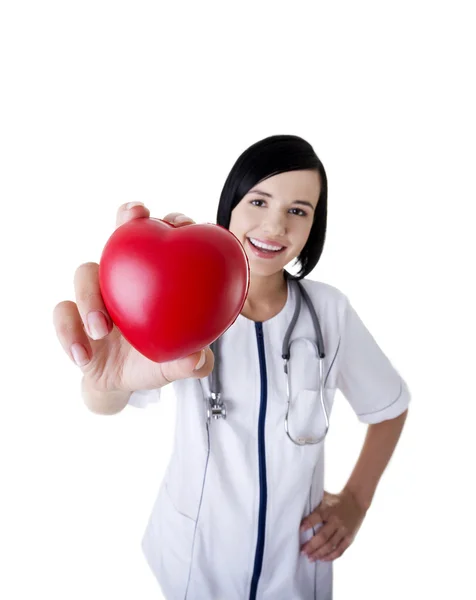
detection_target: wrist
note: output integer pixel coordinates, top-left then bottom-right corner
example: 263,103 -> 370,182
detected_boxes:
81,377 -> 132,415
341,485 -> 372,514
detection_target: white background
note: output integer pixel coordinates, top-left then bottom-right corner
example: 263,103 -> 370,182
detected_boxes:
1,1 -> 475,598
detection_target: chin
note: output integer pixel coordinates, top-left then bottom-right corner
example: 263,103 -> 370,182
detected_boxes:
248,260 -> 287,278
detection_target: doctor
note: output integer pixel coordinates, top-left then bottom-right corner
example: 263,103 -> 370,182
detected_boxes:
53,135 -> 410,599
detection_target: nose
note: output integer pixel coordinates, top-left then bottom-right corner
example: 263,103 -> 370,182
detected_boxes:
262,211 -> 286,237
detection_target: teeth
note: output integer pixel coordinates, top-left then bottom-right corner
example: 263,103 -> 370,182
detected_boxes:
249,238 -> 284,252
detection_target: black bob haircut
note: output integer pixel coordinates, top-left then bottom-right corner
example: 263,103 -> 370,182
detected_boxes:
216,134 -> 328,280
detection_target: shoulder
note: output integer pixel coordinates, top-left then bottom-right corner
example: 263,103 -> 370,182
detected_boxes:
298,278 -> 349,311
296,278 -> 351,335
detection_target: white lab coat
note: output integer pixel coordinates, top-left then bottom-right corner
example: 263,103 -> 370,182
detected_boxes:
129,278 -> 411,600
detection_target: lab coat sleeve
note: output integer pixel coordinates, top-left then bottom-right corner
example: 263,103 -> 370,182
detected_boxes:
128,388 -> 162,408
336,296 -> 411,424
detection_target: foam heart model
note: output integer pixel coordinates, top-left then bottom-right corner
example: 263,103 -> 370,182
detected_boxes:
98,218 -> 250,363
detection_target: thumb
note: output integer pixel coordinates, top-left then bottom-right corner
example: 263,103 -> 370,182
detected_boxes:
160,347 -> 215,383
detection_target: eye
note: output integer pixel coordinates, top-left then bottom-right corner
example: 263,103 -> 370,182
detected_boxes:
289,208 -> 307,217
250,199 -> 266,207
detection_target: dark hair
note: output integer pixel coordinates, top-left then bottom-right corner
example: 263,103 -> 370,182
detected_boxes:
216,134 -> 327,280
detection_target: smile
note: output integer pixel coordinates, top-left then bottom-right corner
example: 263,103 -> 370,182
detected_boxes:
249,238 -> 285,251
247,237 -> 286,257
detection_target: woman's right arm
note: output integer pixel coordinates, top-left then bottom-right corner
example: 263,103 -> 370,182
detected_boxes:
53,203 -> 214,415
81,377 -> 132,415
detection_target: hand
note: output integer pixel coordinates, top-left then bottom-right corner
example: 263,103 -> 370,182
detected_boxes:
299,489 -> 367,562
53,203 -> 214,397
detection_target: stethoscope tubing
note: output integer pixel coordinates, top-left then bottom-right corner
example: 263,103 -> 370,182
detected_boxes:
207,279 -> 329,445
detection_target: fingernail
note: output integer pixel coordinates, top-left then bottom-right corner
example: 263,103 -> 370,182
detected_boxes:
87,311 -> 109,340
71,343 -> 89,367
125,202 -> 144,210
174,214 -> 192,224
194,350 -> 206,371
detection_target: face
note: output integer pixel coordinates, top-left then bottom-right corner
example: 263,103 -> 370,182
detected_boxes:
229,169 -> 321,277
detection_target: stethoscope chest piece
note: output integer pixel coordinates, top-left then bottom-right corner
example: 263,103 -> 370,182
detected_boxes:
207,392 -> 227,423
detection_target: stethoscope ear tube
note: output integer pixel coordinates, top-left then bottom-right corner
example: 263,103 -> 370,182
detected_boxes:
295,281 -> 326,359
282,281 -> 302,361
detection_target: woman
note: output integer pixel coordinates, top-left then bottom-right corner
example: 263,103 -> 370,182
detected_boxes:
53,135 -> 410,599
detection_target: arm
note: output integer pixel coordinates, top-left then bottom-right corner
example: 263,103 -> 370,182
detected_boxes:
81,376 -> 131,415
300,408 -> 409,562
343,409 -> 408,512
300,294 -> 412,562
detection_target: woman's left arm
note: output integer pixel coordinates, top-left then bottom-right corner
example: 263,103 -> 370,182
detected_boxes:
300,408 -> 408,562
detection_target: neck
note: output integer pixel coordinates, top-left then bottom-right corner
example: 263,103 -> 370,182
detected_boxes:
241,270 -> 288,321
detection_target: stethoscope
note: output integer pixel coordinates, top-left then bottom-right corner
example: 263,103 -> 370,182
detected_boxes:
206,280 -> 330,446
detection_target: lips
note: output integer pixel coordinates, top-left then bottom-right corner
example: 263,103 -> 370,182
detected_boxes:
248,237 -> 286,251
246,237 -> 286,259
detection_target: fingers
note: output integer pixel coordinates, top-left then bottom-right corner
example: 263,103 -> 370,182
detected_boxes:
115,203 -> 194,229
160,347 -> 215,383
73,262 -> 113,341
116,202 -> 151,228
54,261 -> 115,369
301,520 -> 334,557
301,516 -> 351,562
308,528 -> 347,563
53,300 -> 92,367
318,535 -> 351,562
162,212 -> 195,227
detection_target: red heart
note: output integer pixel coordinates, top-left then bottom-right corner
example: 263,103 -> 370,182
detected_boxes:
98,218 -> 249,363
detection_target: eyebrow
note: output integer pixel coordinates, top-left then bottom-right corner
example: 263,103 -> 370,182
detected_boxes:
248,188 -> 316,210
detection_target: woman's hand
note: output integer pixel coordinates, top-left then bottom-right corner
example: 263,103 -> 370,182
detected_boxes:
299,489 -> 367,562
53,203 -> 214,403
